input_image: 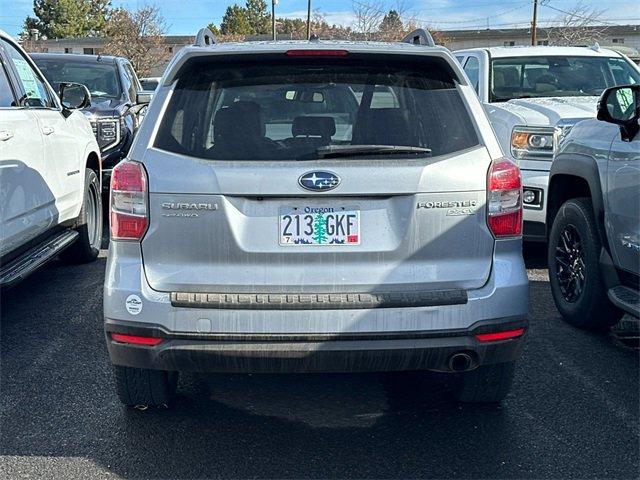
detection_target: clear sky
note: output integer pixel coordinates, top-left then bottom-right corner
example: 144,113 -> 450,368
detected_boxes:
1,0 -> 639,37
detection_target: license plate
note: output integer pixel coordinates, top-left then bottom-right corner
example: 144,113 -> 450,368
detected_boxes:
279,207 -> 360,246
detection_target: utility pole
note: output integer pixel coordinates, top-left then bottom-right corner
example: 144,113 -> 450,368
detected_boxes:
531,0 -> 538,45
272,0 -> 278,41
306,0 -> 312,39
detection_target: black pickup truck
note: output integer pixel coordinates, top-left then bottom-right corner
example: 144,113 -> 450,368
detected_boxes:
32,53 -> 151,189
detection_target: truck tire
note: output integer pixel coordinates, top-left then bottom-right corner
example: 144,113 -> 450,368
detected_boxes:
453,362 -> 515,403
114,366 -> 178,407
547,197 -> 623,330
59,168 -> 102,264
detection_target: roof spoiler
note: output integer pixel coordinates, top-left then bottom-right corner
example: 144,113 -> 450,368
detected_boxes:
194,27 -> 216,47
401,29 -> 435,47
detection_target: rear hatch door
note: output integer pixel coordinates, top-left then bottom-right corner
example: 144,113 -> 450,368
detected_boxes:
140,51 -> 495,294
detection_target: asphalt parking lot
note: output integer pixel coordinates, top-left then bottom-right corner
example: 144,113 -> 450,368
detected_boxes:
1,241 -> 638,480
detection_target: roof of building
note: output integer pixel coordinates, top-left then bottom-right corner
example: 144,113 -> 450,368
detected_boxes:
32,35 -> 195,46
435,24 -> 640,40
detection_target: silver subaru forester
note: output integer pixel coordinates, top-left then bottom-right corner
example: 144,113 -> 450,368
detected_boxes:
104,29 -> 529,407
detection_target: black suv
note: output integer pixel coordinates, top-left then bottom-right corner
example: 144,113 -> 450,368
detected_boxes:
32,53 -> 151,188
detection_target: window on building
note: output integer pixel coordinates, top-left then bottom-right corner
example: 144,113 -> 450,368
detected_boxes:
612,38 -> 625,44
83,48 -> 95,55
64,47 -> 72,54
503,41 -> 515,47
537,40 -> 549,46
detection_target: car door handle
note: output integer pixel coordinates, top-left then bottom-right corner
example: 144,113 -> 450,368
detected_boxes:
42,126 -> 55,135
0,130 -> 14,141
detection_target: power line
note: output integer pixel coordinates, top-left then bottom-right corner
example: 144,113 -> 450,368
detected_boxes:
541,3 -> 620,26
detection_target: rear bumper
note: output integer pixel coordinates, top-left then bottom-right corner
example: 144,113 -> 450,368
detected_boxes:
105,319 -> 526,373
104,239 -> 529,373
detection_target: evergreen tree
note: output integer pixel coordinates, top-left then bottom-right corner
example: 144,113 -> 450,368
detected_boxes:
378,9 -> 403,41
220,4 -> 252,35
245,0 -> 270,35
23,0 -> 111,38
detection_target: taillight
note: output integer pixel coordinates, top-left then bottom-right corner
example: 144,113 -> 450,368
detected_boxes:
111,333 -> 162,346
285,49 -> 349,57
110,160 -> 148,241
475,328 -> 525,342
487,158 -> 522,238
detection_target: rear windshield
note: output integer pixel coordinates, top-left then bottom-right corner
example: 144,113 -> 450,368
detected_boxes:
154,55 -> 480,161
490,56 -> 640,102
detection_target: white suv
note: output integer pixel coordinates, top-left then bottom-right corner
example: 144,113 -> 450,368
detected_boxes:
0,30 -> 102,286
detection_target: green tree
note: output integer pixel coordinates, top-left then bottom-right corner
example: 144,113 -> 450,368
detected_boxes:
23,0 -> 111,38
378,9 -> 403,41
245,0 -> 270,35
206,23 -> 221,36
212,0 -> 271,37
276,17 -> 307,38
220,4 -> 252,35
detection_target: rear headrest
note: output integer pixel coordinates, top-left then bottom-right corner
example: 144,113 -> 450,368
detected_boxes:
292,116 -> 336,139
352,108 -> 416,146
214,101 -> 265,140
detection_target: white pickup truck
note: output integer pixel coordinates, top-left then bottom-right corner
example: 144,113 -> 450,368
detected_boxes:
454,46 -> 640,241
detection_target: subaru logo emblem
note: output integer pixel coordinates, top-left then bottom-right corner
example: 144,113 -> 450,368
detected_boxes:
298,171 -> 340,192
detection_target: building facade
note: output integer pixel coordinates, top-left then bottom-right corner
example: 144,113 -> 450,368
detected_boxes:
441,24 -> 640,52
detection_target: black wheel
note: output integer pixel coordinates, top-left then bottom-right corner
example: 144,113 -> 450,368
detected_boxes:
114,366 -> 178,407
453,362 -> 515,404
547,197 -> 623,330
59,168 -> 102,264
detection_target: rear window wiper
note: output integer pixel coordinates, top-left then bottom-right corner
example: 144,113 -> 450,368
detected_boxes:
316,144 -> 431,159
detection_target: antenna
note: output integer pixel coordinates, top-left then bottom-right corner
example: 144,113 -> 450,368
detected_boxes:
401,29 -> 435,47
194,27 -> 216,47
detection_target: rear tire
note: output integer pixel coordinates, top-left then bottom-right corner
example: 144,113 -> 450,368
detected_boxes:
114,366 -> 178,407
59,168 -> 102,264
453,362 -> 515,404
547,197 -> 623,330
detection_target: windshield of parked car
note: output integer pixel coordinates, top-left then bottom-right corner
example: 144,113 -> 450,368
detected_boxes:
490,56 -> 640,102
154,55 -> 479,161
34,58 -> 122,100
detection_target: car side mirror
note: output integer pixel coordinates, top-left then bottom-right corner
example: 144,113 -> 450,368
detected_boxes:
597,84 -> 639,142
59,82 -> 91,117
136,91 -> 153,105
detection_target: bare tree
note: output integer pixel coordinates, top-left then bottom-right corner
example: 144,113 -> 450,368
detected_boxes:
352,0 -> 384,40
311,11 -> 353,40
544,1 -> 608,46
103,5 -> 167,77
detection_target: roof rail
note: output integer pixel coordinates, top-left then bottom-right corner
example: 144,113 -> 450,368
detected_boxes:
401,29 -> 435,47
194,27 -> 216,47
